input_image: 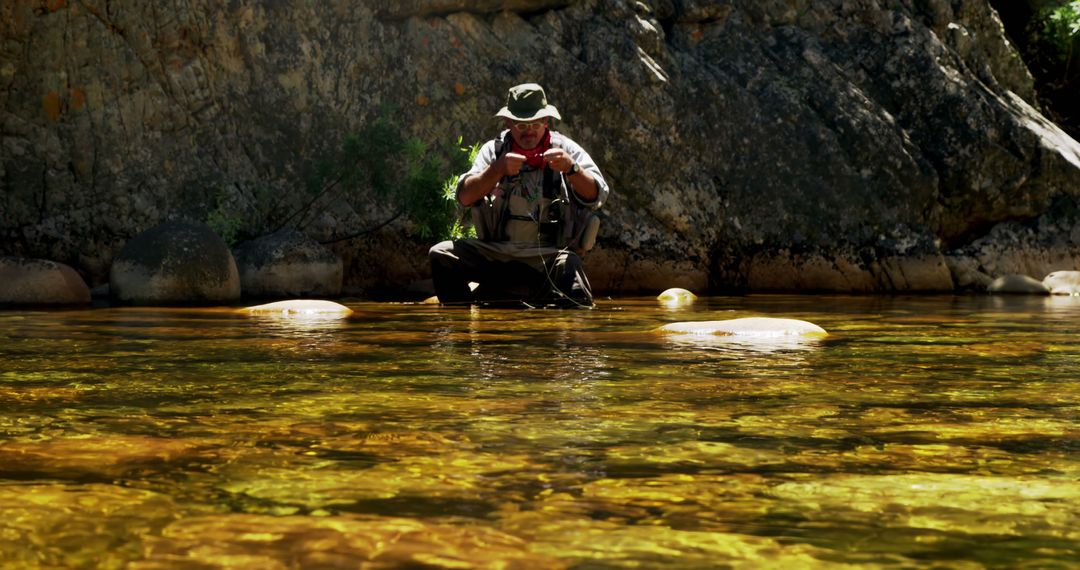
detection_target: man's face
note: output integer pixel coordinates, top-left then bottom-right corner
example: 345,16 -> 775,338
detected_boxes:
506,118 -> 549,149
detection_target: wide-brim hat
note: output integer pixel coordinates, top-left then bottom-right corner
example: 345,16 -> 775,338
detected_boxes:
494,83 -> 561,121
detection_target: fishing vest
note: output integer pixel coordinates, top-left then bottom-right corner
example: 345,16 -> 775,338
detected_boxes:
468,130 -> 600,252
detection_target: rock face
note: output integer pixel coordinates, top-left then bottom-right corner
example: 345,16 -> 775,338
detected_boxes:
110,220 -> 240,305
0,257 -> 91,305
233,229 -> 342,298
3,1 -> 1080,294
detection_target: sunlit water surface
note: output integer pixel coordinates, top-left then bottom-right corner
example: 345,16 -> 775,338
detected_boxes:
1,295 -> 1078,569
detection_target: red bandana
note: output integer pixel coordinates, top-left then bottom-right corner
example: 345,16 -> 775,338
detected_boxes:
510,129 -> 552,169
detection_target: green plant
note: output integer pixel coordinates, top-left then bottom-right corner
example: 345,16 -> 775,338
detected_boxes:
440,137 -> 482,240
1038,1 -> 1080,63
287,106 -> 479,243
205,187 -> 244,247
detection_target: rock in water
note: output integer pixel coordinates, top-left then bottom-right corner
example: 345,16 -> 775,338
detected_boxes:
242,299 -> 353,317
657,288 -> 697,305
233,228 -> 343,298
1042,271 -> 1080,295
658,317 -> 827,338
988,274 -> 1049,294
0,257 -> 91,305
110,220 -> 240,305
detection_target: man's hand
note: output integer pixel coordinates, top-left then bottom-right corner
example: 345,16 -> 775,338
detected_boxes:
458,152 -> 527,206
542,148 -> 574,173
499,152 -> 527,177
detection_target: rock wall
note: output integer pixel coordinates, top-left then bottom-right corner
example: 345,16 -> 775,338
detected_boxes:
3,0 -> 1080,295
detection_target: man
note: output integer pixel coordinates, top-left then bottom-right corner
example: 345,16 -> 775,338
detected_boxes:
428,83 -> 610,307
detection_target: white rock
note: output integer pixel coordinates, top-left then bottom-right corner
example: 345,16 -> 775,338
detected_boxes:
242,299 -> 353,317
658,317 -> 827,338
1043,271 -> 1080,295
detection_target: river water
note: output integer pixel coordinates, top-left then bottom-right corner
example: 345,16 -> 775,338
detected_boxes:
1,295 -> 1077,568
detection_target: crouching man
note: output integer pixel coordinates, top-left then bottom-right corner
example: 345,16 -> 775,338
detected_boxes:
428,83 -> 610,307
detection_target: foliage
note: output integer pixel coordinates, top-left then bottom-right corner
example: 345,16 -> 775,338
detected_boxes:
204,184 -> 278,248
205,204 -> 243,247
441,138 -> 483,240
1037,1 -> 1080,63
294,107 -> 479,242
204,109 -> 480,245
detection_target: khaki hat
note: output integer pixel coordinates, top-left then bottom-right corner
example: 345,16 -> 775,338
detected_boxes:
494,83 -> 562,121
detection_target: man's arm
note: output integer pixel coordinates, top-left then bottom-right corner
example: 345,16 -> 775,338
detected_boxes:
542,148 -> 599,203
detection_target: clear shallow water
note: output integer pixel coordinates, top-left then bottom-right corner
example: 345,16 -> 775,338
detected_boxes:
1,295 -> 1078,569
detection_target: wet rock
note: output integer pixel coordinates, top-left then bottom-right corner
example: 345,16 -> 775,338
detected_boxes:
657,287 -> 697,306
243,299 -> 353,317
0,483 -> 185,568
1043,270 -> 1080,295
110,220 -> 240,305
0,435 -> 204,479
658,317 -> 827,337
234,228 -> 342,298
987,274 -> 1049,294
0,257 -> 90,305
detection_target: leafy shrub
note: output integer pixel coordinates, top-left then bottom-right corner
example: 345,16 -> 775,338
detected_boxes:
205,108 -> 480,245
297,107 -> 478,242
1038,1 -> 1080,63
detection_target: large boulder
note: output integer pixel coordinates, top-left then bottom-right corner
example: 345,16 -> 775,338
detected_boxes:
0,257 -> 90,305
233,228 -> 342,298
109,220 -> 240,305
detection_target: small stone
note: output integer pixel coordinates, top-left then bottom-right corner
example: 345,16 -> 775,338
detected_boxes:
657,287 -> 697,305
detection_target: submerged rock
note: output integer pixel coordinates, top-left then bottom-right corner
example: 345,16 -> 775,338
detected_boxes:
234,228 -> 343,298
139,513 -> 563,569
0,257 -> 90,305
110,220 -> 241,305
658,317 -> 827,338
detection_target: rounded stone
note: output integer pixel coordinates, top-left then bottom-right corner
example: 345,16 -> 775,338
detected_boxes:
658,317 -> 827,337
0,257 -> 91,305
233,228 -> 342,298
988,274 -> 1049,294
109,220 -> 240,305
657,287 -> 698,305
1042,270 -> 1080,295
242,299 -> 353,317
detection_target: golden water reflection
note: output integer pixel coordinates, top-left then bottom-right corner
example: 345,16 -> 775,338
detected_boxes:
1,295 -> 1078,568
